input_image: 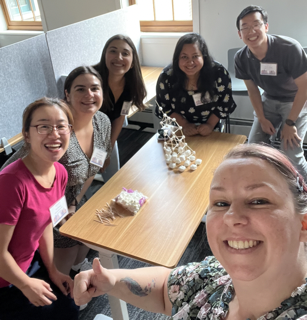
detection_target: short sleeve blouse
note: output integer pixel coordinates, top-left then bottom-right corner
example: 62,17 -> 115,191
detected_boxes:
155,62 -> 236,124
168,256 -> 307,320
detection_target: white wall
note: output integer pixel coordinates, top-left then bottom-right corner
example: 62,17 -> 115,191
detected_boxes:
0,31 -> 43,47
199,0 -> 307,67
141,33 -> 184,67
38,0 -> 122,31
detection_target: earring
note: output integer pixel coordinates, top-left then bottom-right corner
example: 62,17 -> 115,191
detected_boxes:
302,221 -> 307,230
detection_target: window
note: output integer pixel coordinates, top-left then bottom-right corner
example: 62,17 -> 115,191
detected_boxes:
0,0 -> 42,30
129,0 -> 193,32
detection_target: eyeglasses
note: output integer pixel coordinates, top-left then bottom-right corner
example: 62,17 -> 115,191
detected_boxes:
30,124 -> 72,135
240,22 -> 264,34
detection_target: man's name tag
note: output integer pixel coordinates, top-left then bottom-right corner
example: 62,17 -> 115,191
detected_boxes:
260,63 -> 277,76
192,93 -> 203,106
90,147 -> 107,168
50,196 -> 69,227
121,101 -> 132,116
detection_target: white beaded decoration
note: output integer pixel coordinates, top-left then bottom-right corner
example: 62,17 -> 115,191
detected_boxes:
157,100 -> 202,173
169,162 -> 176,169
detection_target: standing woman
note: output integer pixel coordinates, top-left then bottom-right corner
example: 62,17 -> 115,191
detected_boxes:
1,67 -> 112,275
94,34 -> 147,149
0,98 -> 78,319
155,33 -> 236,136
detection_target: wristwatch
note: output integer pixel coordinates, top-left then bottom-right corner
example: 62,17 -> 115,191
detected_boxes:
285,119 -> 296,126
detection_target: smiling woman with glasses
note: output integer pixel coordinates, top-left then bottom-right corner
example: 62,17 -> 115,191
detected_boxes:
0,97 -> 79,320
30,124 -> 73,135
1,67 -> 112,289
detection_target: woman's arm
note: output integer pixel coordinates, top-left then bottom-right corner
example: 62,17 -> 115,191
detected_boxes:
74,258 -> 172,315
58,175 -> 95,226
198,113 -> 220,136
39,223 -> 74,296
110,115 -> 126,148
0,223 -> 57,306
170,112 -> 199,136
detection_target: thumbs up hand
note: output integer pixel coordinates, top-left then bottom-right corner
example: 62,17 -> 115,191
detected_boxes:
73,258 -> 116,306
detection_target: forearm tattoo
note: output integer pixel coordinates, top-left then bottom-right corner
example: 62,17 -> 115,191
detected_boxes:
120,277 -> 156,297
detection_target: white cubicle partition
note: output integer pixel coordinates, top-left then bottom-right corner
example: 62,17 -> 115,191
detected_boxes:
46,5 -> 142,97
0,34 -> 57,140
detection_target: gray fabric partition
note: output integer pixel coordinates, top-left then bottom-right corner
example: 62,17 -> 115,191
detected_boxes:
0,34 -> 57,140
46,5 -> 141,97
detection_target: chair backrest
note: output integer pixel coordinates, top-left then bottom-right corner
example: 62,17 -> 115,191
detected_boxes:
303,47 -> 307,55
227,47 -> 248,92
227,47 -> 242,74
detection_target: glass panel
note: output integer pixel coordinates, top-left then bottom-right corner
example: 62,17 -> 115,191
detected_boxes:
5,0 -> 22,21
20,0 -> 34,21
135,0 -> 154,21
173,0 -> 192,20
32,0 -> 41,21
155,0 -> 172,21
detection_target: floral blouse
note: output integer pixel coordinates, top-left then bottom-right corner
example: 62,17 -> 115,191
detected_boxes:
168,256 -> 307,320
155,62 -> 237,124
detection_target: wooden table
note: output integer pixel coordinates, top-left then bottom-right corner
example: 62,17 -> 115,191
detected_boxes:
60,132 -> 246,320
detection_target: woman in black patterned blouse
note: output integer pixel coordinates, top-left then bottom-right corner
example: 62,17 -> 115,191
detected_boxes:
155,33 -> 237,137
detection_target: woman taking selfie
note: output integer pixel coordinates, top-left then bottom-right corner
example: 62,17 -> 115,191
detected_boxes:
0,98 -> 78,319
74,144 -> 307,319
155,33 -> 236,137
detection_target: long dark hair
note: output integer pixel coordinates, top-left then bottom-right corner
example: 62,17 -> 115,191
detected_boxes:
93,34 -> 147,112
171,33 -> 216,101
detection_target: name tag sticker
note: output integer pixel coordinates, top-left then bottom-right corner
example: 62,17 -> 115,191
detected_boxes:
50,196 -> 69,227
260,63 -> 277,76
192,93 -> 203,106
121,101 -> 132,116
90,147 -> 107,168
